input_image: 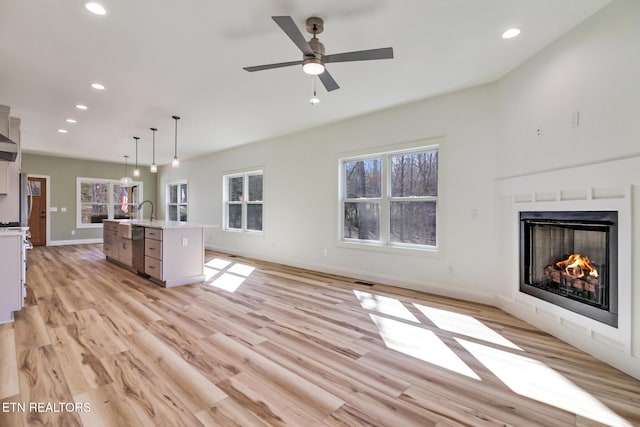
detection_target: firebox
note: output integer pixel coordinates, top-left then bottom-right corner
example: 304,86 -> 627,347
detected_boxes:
520,211 -> 618,327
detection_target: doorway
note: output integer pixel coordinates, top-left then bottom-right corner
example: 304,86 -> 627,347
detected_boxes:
28,177 -> 47,246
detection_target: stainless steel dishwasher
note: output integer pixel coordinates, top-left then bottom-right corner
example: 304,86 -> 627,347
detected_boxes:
132,225 -> 145,274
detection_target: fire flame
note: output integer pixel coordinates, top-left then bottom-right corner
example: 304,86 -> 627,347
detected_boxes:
556,254 -> 599,279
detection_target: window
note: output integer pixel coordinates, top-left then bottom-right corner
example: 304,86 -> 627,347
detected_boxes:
340,146 -> 438,249
167,181 -> 188,222
223,170 -> 263,232
77,178 -> 142,227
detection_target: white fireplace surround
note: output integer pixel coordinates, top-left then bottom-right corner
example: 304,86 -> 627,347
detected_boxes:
513,194 -> 629,343
496,156 -> 637,379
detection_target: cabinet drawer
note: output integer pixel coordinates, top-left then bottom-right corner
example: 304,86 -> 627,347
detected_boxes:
145,256 -> 162,279
145,228 -> 162,241
103,231 -> 115,244
144,238 -> 163,260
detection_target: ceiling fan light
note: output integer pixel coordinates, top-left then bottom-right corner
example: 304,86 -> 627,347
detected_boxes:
302,59 -> 325,75
502,28 -> 521,39
84,1 -> 107,16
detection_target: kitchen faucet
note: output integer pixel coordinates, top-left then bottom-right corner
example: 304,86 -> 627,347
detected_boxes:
137,200 -> 154,222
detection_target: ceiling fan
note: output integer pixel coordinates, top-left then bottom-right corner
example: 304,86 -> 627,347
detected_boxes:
243,16 -> 394,92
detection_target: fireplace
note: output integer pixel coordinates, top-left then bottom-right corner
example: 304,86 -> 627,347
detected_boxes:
519,211 -> 618,327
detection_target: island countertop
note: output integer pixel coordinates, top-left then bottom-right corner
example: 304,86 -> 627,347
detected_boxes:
103,219 -> 210,230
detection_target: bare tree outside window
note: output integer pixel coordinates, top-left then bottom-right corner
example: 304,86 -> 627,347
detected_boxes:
224,171 -> 264,232
343,159 -> 381,241
341,147 -> 438,248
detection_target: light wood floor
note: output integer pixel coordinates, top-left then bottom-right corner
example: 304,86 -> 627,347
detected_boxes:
1,245 -> 639,426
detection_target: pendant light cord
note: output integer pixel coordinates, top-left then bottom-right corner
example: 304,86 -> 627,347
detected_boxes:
151,128 -> 157,162
172,115 -> 180,158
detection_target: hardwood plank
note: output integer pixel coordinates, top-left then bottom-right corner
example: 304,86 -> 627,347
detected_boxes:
102,350 -> 204,427
17,345 -> 83,426
204,333 -> 345,420
1,244 -> 636,427
124,329 -> 227,413
0,324 -> 19,399
0,395 -> 24,427
195,397 -> 271,427
13,305 -> 51,350
73,384 -> 143,427
48,323 -> 113,395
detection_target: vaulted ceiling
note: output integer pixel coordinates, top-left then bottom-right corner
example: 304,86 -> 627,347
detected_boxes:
0,0 -> 611,165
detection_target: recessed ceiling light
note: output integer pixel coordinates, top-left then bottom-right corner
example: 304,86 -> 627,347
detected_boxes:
76,104 -> 88,110
58,129 -> 68,134
66,118 -> 77,123
91,82 -> 105,90
84,1 -> 107,16
502,28 -> 521,39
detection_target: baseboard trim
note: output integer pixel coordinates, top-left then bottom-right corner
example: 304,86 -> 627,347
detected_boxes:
204,244 -> 496,306
48,238 -> 103,246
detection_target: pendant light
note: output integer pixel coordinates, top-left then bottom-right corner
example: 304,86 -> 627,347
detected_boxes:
133,136 -> 141,177
172,115 -> 180,168
150,127 -> 158,173
120,155 -> 132,186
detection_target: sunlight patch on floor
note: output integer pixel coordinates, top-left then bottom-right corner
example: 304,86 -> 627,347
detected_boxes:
457,338 -> 632,427
206,258 -> 232,270
414,303 -> 522,350
204,266 -> 220,281
354,290 -> 419,322
370,314 -> 480,380
209,273 -> 246,292
228,263 -> 255,277
204,258 -> 252,293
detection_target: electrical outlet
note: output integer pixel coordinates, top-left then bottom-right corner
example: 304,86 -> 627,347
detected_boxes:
181,237 -> 188,246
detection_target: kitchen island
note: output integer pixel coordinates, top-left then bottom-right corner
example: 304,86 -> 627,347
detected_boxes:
103,219 -> 205,287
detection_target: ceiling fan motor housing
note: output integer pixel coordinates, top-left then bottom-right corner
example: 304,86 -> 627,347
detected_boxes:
308,37 -> 325,57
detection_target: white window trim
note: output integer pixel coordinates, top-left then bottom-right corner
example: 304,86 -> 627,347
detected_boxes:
166,179 -> 188,223
223,169 -> 264,234
76,177 -> 143,228
338,144 -> 439,252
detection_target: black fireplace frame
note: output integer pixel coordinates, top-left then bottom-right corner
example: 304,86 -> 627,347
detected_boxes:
519,210 -> 618,328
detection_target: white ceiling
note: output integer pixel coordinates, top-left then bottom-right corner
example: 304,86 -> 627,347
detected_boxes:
0,0 -> 611,166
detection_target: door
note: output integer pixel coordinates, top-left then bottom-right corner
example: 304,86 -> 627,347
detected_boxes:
27,177 -> 47,246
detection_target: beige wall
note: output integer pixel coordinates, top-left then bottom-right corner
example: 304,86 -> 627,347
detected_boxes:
21,153 -> 157,243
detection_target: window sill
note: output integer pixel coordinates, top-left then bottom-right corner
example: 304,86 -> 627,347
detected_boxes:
337,240 -> 441,257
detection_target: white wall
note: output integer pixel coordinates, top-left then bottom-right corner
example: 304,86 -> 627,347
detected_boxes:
495,0 -> 640,379
159,0 -> 640,379
160,82 -> 499,304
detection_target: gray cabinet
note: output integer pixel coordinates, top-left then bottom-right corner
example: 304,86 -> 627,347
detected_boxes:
144,227 -> 163,280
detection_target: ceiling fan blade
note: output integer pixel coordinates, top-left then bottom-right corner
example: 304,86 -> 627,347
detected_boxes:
324,47 -> 394,63
243,60 -> 303,72
272,16 -> 315,57
318,70 -> 340,92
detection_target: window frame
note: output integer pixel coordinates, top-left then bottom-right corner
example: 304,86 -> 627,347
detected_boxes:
339,144 -> 439,252
76,177 -> 143,228
166,180 -> 188,223
223,169 -> 264,234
